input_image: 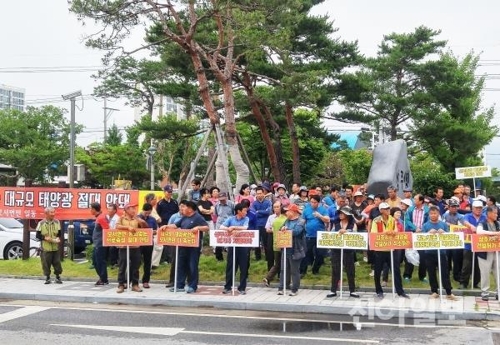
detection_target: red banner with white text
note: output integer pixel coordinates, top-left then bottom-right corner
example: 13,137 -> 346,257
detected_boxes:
0,187 -> 139,220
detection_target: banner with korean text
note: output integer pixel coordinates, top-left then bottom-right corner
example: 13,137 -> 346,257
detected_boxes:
157,229 -> 200,247
471,234 -> 500,252
275,230 -> 293,249
102,228 -> 153,247
317,231 -> 368,250
411,232 -> 464,250
449,224 -> 472,244
0,187 -> 139,220
368,232 -> 413,251
209,229 -> 259,247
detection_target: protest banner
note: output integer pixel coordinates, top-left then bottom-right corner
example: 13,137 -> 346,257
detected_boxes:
471,234 -> 500,252
368,232 -> 412,297
0,187 -> 138,220
102,227 -> 153,292
210,229 -> 259,295
102,228 -> 153,247
157,228 -> 200,247
449,224 -> 472,244
317,231 -> 368,298
471,234 -> 500,301
209,229 -> 259,247
368,232 -> 413,251
317,232 -> 368,250
159,228 -> 200,292
275,230 -> 292,249
412,232 -> 464,250
412,232 -> 464,301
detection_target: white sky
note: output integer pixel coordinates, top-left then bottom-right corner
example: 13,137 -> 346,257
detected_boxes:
1,0 -> 499,166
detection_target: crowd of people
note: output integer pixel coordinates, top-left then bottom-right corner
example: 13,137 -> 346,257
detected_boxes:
36,180 -> 500,301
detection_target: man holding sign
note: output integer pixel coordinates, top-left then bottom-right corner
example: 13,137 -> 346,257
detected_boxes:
421,206 -> 458,301
370,202 -> 409,299
116,203 -> 148,293
161,201 -> 209,293
221,203 -> 250,295
476,206 -> 500,301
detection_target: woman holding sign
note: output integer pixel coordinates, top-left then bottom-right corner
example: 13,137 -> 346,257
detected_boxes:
327,206 -> 359,298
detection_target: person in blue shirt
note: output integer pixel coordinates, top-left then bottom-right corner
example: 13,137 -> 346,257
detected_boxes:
460,200 -> 485,289
220,203 -> 250,294
442,199 -> 466,283
322,185 -> 339,208
403,194 -> 429,283
250,187 -> 272,263
421,206 -> 458,300
161,201 -> 209,293
138,203 -> 158,289
299,194 -> 330,276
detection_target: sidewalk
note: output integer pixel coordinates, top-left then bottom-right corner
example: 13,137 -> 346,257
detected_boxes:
0,276 -> 499,321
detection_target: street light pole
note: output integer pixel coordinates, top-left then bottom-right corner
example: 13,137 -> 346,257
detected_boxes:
147,139 -> 157,190
62,90 -> 82,261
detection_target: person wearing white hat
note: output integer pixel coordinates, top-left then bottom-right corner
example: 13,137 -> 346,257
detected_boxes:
370,202 -> 409,299
459,199 -> 486,289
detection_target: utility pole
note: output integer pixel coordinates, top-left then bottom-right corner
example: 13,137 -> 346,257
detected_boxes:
103,98 -> 119,143
62,90 -> 82,261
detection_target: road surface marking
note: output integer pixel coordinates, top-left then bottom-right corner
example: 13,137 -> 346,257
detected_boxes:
52,324 -> 184,336
52,324 -> 378,343
182,330 -> 380,343
0,306 -> 50,324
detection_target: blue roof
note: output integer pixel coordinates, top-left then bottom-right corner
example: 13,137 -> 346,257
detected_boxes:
330,131 -> 360,149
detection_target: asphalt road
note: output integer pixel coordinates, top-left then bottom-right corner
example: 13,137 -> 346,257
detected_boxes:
0,300 -> 498,345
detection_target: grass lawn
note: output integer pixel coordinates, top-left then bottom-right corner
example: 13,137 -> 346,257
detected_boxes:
0,250 -> 444,291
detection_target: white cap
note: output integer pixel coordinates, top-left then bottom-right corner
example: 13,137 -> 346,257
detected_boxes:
476,195 -> 487,203
378,202 -> 390,210
472,200 -> 483,208
401,199 -> 412,207
353,191 -> 363,197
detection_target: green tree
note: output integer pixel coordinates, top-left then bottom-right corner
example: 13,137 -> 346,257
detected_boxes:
410,154 -> 457,197
76,142 -> 149,189
0,106 -> 77,182
105,124 -> 123,146
335,26 -> 446,140
337,149 -> 373,185
411,52 -> 498,172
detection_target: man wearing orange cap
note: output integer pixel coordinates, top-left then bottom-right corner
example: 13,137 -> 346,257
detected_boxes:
115,203 -> 148,293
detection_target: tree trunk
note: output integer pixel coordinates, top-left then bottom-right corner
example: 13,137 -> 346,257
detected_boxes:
205,146 -> 216,188
222,77 -> 249,192
285,102 -> 301,184
242,73 -> 281,182
189,52 -> 231,194
261,101 -> 287,183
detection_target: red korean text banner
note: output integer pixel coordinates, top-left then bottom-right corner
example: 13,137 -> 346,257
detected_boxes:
102,228 -> 153,247
156,229 -> 200,247
0,187 -> 139,220
369,232 -> 413,251
275,230 -> 292,249
471,234 -> 500,252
